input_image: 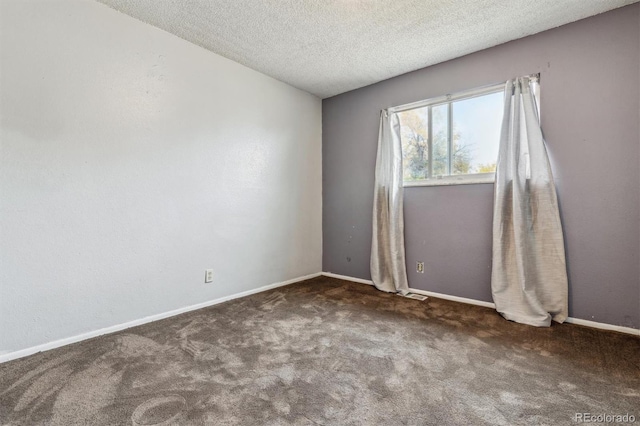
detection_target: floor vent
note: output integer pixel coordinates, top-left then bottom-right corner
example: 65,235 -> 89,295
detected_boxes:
404,293 -> 428,301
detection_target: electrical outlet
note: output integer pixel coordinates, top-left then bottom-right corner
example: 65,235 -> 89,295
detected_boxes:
205,269 -> 213,283
416,262 -> 424,273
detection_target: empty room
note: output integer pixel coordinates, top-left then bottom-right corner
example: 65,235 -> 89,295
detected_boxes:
1,0 -> 639,425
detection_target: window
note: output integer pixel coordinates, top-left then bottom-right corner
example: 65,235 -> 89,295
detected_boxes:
394,84 -> 505,186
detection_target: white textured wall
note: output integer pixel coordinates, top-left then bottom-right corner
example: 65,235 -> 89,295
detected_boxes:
0,0 -> 322,354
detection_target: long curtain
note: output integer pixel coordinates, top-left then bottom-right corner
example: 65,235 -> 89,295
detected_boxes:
491,77 -> 568,327
371,110 -> 409,294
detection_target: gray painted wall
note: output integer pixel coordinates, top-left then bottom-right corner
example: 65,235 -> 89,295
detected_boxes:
322,4 -> 640,329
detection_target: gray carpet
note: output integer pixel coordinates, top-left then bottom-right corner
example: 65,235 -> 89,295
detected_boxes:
1,276 -> 638,425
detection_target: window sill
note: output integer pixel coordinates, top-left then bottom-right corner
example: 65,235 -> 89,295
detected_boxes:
403,173 -> 495,187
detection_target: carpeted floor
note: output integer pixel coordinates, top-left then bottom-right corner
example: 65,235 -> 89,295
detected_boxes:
1,276 -> 638,425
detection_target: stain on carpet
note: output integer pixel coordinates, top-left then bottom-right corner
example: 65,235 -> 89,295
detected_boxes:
1,277 -> 638,425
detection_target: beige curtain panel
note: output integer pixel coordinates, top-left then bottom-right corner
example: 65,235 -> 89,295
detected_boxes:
491,76 -> 569,327
371,110 -> 409,294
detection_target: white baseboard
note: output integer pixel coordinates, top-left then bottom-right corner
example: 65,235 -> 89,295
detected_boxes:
322,272 -> 374,285
322,272 -> 639,336
406,287 -> 496,309
0,272 -> 322,364
3,271 -> 636,364
563,317 -> 639,335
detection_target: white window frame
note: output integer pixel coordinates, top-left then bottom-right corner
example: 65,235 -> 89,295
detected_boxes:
390,82 -> 505,187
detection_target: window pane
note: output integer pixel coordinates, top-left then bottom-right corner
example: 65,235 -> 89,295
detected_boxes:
398,107 -> 429,181
398,86 -> 506,185
452,92 -> 503,174
431,104 -> 449,177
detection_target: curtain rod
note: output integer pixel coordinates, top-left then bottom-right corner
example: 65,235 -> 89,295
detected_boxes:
386,72 -> 541,114
520,72 -> 540,82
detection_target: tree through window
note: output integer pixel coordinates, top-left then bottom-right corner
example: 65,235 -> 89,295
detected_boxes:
397,86 -> 504,185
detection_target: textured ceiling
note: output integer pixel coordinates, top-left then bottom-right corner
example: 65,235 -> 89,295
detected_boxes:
96,0 -> 638,98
